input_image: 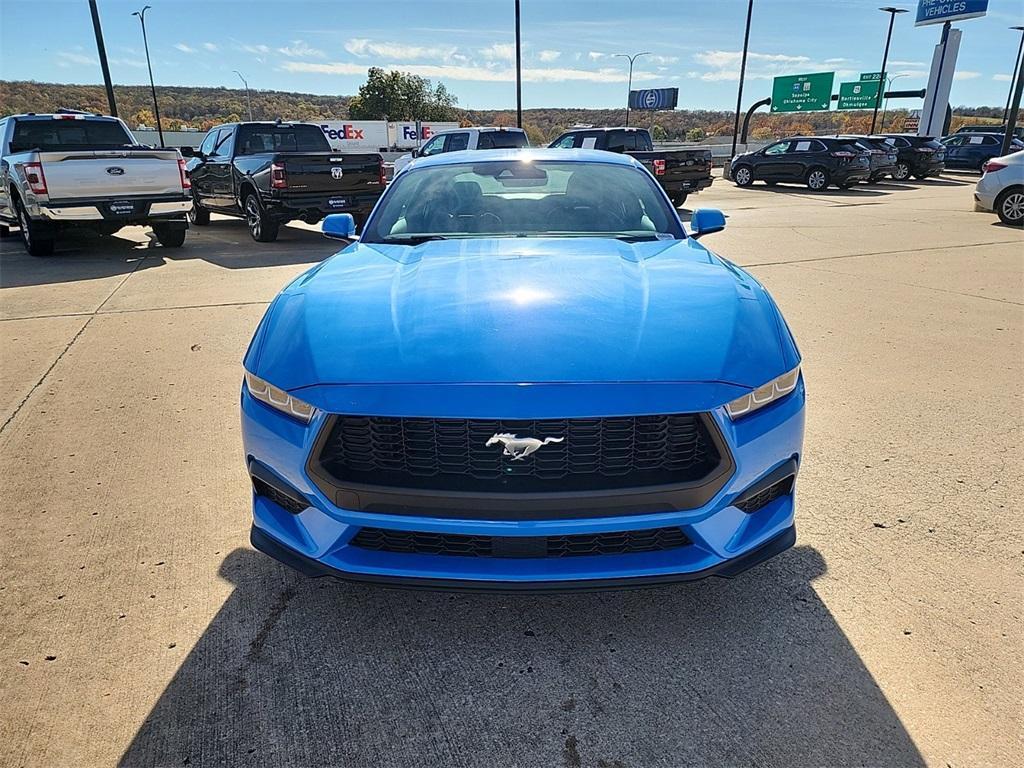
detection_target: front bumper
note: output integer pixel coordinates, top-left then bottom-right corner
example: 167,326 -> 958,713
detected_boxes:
241,380 -> 805,590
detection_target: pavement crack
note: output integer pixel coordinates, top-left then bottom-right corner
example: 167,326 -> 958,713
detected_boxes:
743,238 -> 1020,269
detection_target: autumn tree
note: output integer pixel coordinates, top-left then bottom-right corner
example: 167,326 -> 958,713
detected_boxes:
347,68 -> 459,121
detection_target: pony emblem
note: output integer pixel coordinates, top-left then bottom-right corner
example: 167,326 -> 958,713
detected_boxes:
485,433 -> 564,461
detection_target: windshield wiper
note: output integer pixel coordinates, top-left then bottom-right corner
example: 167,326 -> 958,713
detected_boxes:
612,234 -> 673,242
378,234 -> 450,244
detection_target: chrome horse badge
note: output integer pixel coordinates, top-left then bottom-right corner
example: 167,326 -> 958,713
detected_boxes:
486,433 -> 565,461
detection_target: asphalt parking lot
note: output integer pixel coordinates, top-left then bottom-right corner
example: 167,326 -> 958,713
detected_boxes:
1,173 -> 1021,768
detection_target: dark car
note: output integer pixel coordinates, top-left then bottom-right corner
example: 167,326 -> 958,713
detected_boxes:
871,134 -> 945,180
836,135 -> 898,182
548,127 -> 713,207
956,124 -> 1024,141
730,136 -> 871,191
183,121 -> 384,242
941,132 -> 1024,172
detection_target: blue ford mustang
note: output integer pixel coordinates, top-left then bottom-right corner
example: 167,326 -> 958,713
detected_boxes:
241,149 -> 805,590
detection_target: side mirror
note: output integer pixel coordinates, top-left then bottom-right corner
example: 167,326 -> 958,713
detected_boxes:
411,148 -> 420,158
179,146 -> 195,158
322,213 -> 357,242
690,208 -> 726,239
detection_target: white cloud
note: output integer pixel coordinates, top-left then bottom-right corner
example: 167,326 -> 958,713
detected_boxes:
57,51 -> 97,66
277,40 -> 325,58
237,43 -> 271,55
202,42 -> 218,52
692,50 -> 865,82
993,73 -> 1013,82
282,60 -> 660,84
648,54 -> 678,65
889,59 -> 926,67
110,57 -> 146,69
588,51 -> 606,61
953,70 -> 981,80
345,38 -> 457,61
174,43 -> 196,54
538,49 -> 561,62
480,43 -> 515,61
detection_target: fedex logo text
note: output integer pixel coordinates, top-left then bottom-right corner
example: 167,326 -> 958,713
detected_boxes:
321,124 -> 365,141
401,125 -> 435,141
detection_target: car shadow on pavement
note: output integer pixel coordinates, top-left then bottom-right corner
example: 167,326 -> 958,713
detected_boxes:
0,224 -> 336,291
118,545 -> 925,768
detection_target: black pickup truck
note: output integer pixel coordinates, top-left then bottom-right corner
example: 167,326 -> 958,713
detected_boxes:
548,127 -> 713,207
182,121 -> 384,242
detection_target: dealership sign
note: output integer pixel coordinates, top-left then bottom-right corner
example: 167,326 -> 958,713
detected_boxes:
770,72 -> 835,112
915,0 -> 988,27
628,88 -> 679,110
838,80 -> 882,110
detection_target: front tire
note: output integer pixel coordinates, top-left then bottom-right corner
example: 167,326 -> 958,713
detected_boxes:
995,186 -> 1024,227
188,196 -> 210,226
15,197 -> 55,257
152,223 -> 186,247
805,167 -> 830,192
733,164 -> 753,187
892,162 -> 911,181
244,193 -> 279,243
672,192 -> 689,208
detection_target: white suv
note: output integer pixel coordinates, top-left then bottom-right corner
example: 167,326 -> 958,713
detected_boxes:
974,150 -> 1024,227
393,127 -> 529,175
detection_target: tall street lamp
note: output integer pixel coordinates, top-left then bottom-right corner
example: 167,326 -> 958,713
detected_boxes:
1003,26 -> 1024,124
514,0 -> 523,128
614,51 -> 651,127
730,0 -> 754,161
879,73 -> 908,132
234,70 -> 253,121
131,5 -> 164,146
870,6 -> 908,135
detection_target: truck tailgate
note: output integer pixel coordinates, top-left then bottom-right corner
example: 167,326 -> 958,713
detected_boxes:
281,153 -> 380,193
38,150 -> 184,200
632,150 -> 713,184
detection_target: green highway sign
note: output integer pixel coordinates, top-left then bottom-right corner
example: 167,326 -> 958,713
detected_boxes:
770,72 -> 835,112
837,80 -> 882,110
860,71 -> 884,82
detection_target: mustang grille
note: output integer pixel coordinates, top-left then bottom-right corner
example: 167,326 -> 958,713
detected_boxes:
315,414 -> 722,493
350,526 -> 691,558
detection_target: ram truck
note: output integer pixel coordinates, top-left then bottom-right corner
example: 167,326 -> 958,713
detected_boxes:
183,121 -> 384,241
0,111 -> 191,256
548,127 -> 713,207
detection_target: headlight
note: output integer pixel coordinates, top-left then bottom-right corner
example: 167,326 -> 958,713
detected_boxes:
244,372 -> 315,423
725,366 -> 801,419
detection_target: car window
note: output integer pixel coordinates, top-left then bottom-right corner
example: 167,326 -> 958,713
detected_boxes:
550,134 -> 576,149
199,129 -> 220,156
981,135 -> 999,145
968,135 -> 986,145
419,135 -> 445,157
363,160 -> 684,243
10,118 -> 135,153
922,139 -> 944,150
480,131 -> 529,149
893,137 -> 911,148
605,131 -> 629,152
764,142 -> 791,155
236,124 -> 330,155
214,127 -> 234,157
580,134 -> 600,150
445,132 -> 470,152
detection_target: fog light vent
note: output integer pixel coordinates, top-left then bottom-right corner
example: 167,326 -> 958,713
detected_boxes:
251,474 -> 308,515
734,475 -> 794,514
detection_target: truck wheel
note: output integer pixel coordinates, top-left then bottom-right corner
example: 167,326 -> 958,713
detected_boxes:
188,197 -> 210,226
152,223 -> 187,248
15,198 -> 55,257
672,192 -> 689,208
892,162 -> 910,181
805,167 -> 830,191
995,186 -> 1024,227
244,193 -> 279,243
732,165 -> 753,187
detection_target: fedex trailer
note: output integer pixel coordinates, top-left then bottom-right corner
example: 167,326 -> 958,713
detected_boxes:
388,122 -> 461,149
318,121 -> 389,152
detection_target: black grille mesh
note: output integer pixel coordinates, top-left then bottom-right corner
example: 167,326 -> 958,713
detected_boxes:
734,476 -> 794,514
350,526 -> 691,558
317,414 -> 720,493
252,476 -> 308,515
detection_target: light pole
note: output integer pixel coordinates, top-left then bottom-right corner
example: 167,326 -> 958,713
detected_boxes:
614,51 -> 651,127
89,0 -> 117,116
730,0 -> 754,161
514,0 -> 522,128
870,6 -> 908,135
131,5 -> 163,146
1003,26 -> 1024,124
234,70 -> 253,121
879,73 -> 908,132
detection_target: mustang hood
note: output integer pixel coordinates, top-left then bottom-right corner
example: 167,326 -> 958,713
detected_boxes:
250,238 -> 793,390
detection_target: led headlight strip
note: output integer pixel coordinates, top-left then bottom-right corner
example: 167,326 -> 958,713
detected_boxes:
726,366 -> 801,419
245,372 -> 315,423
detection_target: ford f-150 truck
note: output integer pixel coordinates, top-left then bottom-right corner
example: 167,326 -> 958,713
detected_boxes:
0,111 -> 191,256
183,121 -> 384,242
548,127 -> 714,207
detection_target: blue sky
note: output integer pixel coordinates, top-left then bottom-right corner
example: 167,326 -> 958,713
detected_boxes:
2,0 -> 1022,110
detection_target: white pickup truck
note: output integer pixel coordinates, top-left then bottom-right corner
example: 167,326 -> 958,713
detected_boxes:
392,127 -> 529,176
0,111 -> 192,256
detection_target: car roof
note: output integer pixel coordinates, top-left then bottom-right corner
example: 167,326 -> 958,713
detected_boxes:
562,126 -> 644,133
433,126 -> 526,135
410,147 -> 644,169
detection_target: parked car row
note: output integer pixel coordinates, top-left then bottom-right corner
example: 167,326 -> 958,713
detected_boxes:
940,131 -> 1024,172
730,133 -> 947,191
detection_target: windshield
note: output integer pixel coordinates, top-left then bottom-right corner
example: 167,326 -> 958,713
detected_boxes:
10,118 -> 134,152
236,124 -> 329,154
362,159 -> 683,244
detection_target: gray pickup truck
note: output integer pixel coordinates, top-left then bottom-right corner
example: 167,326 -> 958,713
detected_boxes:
0,111 -> 191,256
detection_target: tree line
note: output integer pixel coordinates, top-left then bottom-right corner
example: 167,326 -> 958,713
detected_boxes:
1,77 -> 1012,142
